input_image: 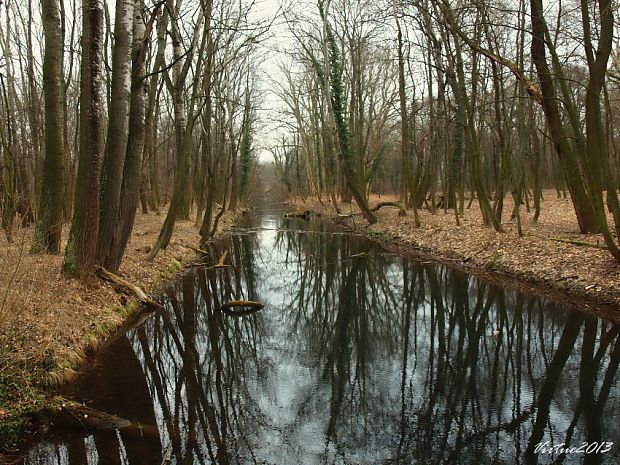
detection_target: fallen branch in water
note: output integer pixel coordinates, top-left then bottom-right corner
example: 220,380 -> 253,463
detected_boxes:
284,210 -> 313,219
51,400 -> 131,431
219,300 -> 264,316
95,266 -> 163,310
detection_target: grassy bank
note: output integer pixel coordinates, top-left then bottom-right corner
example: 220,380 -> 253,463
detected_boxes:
0,208 -> 240,450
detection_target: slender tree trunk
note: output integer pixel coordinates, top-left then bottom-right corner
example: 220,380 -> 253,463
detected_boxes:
530,0 -> 599,234
318,0 -> 376,224
148,0 -> 207,259
579,0 -> 620,259
97,0 -> 135,265
107,1 -> 156,271
32,0 -> 65,253
394,4 -> 419,227
62,0 -> 105,279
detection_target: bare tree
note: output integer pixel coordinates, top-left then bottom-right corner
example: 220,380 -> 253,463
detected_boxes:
62,0 -> 106,279
32,0 -> 65,253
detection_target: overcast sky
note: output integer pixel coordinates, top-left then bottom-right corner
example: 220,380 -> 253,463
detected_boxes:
250,0 -> 292,163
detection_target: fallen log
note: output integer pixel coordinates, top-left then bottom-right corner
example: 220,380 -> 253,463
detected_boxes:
284,210 -> 313,220
51,401 -> 131,431
95,266 -> 163,310
371,201 -> 407,216
49,401 -> 163,441
219,300 -> 264,316
529,234 -> 608,250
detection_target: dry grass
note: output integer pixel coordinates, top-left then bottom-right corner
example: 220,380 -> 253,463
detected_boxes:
290,191 -> 620,314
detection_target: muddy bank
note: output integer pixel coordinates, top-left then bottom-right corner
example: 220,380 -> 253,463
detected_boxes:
289,193 -> 620,318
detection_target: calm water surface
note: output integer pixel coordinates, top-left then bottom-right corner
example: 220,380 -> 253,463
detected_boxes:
22,207 -> 620,464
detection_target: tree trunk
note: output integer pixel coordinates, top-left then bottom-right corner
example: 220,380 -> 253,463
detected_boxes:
97,0 -> 135,265
318,0 -> 376,224
32,0 -> 65,253
106,1 -> 155,272
394,5 -> 420,227
529,0 -> 599,234
62,0 -> 105,279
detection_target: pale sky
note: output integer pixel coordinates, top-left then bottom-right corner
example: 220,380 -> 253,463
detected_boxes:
250,0 -> 292,163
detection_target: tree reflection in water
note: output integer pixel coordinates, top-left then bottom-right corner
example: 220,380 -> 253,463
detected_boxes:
23,215 -> 620,465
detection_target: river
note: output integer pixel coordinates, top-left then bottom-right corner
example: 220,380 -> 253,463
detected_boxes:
21,204 -> 620,464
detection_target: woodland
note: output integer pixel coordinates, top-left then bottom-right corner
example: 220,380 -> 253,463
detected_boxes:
0,0 -> 618,276
0,0 -> 619,456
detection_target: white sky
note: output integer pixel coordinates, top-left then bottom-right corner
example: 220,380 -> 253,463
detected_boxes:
250,0 -> 291,163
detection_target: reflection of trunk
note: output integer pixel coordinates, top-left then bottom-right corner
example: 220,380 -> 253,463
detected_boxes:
579,320 -> 602,465
203,272 -> 230,464
325,259 -> 358,440
70,335 -> 162,464
397,262 -> 418,459
137,326 -> 183,457
597,336 -> 620,410
524,312 -> 583,463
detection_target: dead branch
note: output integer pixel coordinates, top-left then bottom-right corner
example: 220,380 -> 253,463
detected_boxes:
52,401 -> 131,431
529,234 -> 608,250
180,242 -> 210,255
371,201 -> 407,216
217,250 -> 229,266
95,266 -> 163,310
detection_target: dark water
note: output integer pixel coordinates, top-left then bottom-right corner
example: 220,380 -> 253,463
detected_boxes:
21,208 -> 620,464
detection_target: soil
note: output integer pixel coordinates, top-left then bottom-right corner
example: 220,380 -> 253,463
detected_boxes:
0,207 -> 240,449
289,192 -> 620,319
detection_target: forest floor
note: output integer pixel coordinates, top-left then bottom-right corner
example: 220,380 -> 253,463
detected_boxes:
289,191 -> 620,318
0,207 -> 240,450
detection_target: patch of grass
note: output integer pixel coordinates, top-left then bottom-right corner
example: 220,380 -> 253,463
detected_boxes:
0,372 -> 47,451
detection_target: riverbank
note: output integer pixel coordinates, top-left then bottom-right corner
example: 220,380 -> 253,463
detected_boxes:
0,208 -> 240,450
289,192 -> 620,317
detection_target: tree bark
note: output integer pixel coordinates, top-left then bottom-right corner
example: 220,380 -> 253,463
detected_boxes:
62,0 -> 105,279
530,0 -> 599,233
97,0 -> 135,265
32,0 -> 65,253
318,0 -> 376,224
107,1 -> 158,271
